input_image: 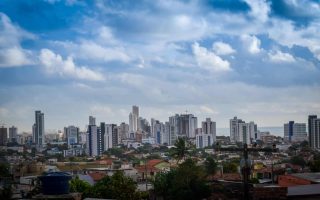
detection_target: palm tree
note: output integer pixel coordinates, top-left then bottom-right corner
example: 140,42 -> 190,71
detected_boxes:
171,137 -> 189,164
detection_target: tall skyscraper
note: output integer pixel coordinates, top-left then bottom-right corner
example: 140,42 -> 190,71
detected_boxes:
178,114 -> 197,138
64,126 -> 79,146
201,118 -> 216,143
196,128 -> 214,149
119,122 -> 129,141
9,126 -> 18,143
284,121 -> 307,142
0,126 -> 8,146
129,105 -> 139,133
89,116 -> 96,126
33,110 -> 45,147
87,125 -> 98,156
309,115 -> 320,149
104,124 -> 118,150
230,116 -> 243,143
230,117 -> 256,144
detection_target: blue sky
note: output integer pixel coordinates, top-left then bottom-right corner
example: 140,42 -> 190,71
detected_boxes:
0,0 -> 320,132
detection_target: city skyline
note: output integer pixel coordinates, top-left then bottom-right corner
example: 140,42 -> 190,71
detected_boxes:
0,0 -> 320,131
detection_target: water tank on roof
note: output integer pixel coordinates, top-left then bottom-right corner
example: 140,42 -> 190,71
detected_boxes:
39,172 -> 72,195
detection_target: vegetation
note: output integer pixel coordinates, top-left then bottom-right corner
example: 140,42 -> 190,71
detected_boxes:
222,161 -> 238,173
204,157 -> 217,180
170,137 -> 189,163
290,156 -> 306,168
70,171 -> 143,200
153,159 -> 211,200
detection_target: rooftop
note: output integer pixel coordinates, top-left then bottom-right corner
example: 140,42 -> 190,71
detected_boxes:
291,173 -> 320,183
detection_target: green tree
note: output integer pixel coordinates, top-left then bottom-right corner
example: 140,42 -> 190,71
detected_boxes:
170,138 -> 189,163
154,159 -> 211,200
204,157 -> 217,180
87,171 -> 141,200
222,162 -> 238,173
310,160 -> 320,172
290,156 -> 306,168
69,176 -> 92,197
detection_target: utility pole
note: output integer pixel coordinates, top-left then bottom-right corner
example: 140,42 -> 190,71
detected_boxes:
215,143 -> 278,200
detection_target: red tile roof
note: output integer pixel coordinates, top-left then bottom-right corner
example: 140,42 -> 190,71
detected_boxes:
88,172 -> 107,182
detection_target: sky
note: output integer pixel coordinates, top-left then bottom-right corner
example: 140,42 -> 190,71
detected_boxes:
0,0 -> 320,132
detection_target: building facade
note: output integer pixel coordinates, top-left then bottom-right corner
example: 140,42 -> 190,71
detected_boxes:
0,126 -> 8,146
9,126 -> 18,143
64,125 -> 79,146
284,121 -> 307,142
33,110 -> 45,147
309,115 -> 320,149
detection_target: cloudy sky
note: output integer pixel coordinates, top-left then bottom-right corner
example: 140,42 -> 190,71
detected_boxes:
0,0 -> 320,132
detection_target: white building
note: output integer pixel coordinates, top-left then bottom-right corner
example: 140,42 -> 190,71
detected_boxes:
284,121 -> 307,142
196,129 -> 214,149
202,118 -> 216,143
230,117 -> 257,144
129,105 -> 139,133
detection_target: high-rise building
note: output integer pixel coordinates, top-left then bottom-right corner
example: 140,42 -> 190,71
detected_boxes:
178,114 -> 197,138
309,115 -> 320,149
0,126 -> 8,146
33,110 -> 45,147
139,117 -> 150,133
9,126 -> 18,143
64,126 -> 79,146
196,128 -> 214,149
169,115 -> 179,145
104,124 -> 118,150
87,125 -> 98,156
201,118 -> 216,143
284,121 -> 307,142
89,116 -> 96,126
129,105 -> 139,133
230,117 -> 256,144
119,122 -> 129,141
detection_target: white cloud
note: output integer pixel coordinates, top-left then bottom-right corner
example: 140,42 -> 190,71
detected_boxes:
268,50 -> 296,63
241,34 -> 262,54
244,0 -> 270,22
212,41 -> 236,55
0,46 -> 33,67
78,41 -> 131,62
39,49 -> 104,81
0,13 -> 35,67
192,42 -> 231,71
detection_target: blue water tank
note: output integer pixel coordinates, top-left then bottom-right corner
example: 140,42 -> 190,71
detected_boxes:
39,172 -> 72,195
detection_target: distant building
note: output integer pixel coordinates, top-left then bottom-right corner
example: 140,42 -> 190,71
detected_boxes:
284,121 -> 307,142
0,126 -> 8,146
89,116 -> 96,126
230,117 -> 256,144
9,126 -> 18,143
104,124 -> 118,150
309,115 -> 320,149
64,126 -> 79,146
202,118 -> 216,143
129,105 -> 139,133
119,122 -> 129,141
87,125 -> 103,157
168,114 -> 197,139
32,110 -> 45,147
196,129 -> 214,148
